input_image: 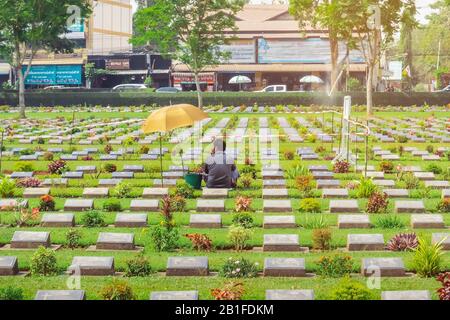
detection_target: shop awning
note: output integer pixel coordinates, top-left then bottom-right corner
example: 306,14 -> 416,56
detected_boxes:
110,70 -> 148,75
173,64 -> 366,73
24,58 -> 85,66
150,69 -> 170,74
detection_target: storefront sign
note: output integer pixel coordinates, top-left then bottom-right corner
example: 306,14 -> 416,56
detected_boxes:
173,73 -> 215,84
219,44 -> 255,63
257,38 -> 364,64
23,65 -> 82,85
106,59 -> 130,70
68,19 -> 84,33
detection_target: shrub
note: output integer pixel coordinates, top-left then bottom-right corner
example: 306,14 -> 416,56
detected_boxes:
139,145 -> 150,154
43,152 -> 54,161
47,160 -> 67,174
333,160 -> 350,173
300,214 -> 328,229
100,279 -> 135,300
0,286 -> 23,300
316,255 -> 353,277
228,225 -> 252,251
401,172 -> 420,189
329,277 -> 373,300
39,194 -> 55,212
366,192 -> 389,213
240,165 -> 257,179
315,146 -> 326,153
103,199 -> 122,212
125,255 -> 152,277
66,229 -> 82,249
81,210 -> 106,227
284,150 -> 294,160
397,135 -> 408,143
16,177 -> 41,188
175,180 -> 194,198
30,246 -> 58,276
232,212 -> 254,228
170,194 -> 186,212
437,272 -> 450,301
103,163 -> 117,173
295,175 -> 313,193
0,177 -> 16,197
150,226 -> 179,252
356,177 -> 378,198
374,215 -> 405,229
426,145 -> 434,153
104,144 -> 113,154
211,282 -> 244,300
113,182 -> 132,198
238,174 -> 253,189
437,199 -> 450,213
220,257 -> 258,278
14,162 -> 35,172
185,233 -> 212,251
235,196 -> 252,212
312,228 -> 332,250
413,237 -> 443,277
426,164 -> 442,175
299,198 -> 321,213
285,164 -> 309,179
387,233 -> 418,251
378,161 -> 394,173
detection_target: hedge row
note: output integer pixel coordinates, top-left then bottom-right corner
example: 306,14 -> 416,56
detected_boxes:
1,91 -> 449,107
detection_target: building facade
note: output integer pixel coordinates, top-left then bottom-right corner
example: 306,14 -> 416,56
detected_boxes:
172,4 -> 366,92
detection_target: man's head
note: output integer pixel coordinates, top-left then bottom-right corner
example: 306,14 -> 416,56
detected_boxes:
213,138 -> 226,152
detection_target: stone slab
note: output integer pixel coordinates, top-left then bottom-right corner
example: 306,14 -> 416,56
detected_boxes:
329,200 -> 359,213
68,256 -> 115,276
82,188 -> 109,198
11,231 -> 50,249
383,189 -> 409,198
362,258 -> 405,277
142,188 -> 169,199
347,234 -> 385,251
35,290 -> 86,300
64,199 -> 94,212
123,165 -> 144,173
189,214 -> 222,228
322,188 -> 349,198
0,256 -> 19,276
41,213 -> 75,227
263,258 -> 306,277
411,214 -> 445,229
338,215 -> 371,229
263,234 -> 299,252
262,189 -> 288,199
263,215 -> 296,229
413,172 -> 435,181
316,180 -> 340,189
201,188 -> 228,199
42,178 -> 68,187
395,200 -> 426,213
129,200 -> 159,212
150,291 -> 198,300
166,257 -> 209,276
432,233 -> 450,250
196,199 -> 225,212
112,171 -> 134,179
263,179 -> 286,189
98,179 -> 122,187
115,214 -> 148,228
22,188 -> 50,199
263,200 -> 292,213
266,290 -> 314,300
381,290 -> 431,300
96,232 -> 135,250
424,181 -> 449,189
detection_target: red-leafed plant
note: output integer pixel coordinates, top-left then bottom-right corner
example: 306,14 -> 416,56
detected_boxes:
185,233 -> 212,251
437,272 -> 450,300
16,177 -> 41,188
379,161 -> 394,173
211,282 -> 244,300
437,199 -> 450,213
387,233 -> 418,251
235,196 -> 252,212
366,192 -> 389,213
39,195 -> 55,212
48,160 -> 67,174
333,160 -> 350,173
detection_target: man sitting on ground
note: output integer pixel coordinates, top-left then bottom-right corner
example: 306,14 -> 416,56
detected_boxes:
203,138 -> 239,188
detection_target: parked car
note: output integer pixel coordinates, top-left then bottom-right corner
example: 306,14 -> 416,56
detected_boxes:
111,84 -> 147,92
256,85 -> 287,92
438,85 -> 450,92
155,87 -> 181,93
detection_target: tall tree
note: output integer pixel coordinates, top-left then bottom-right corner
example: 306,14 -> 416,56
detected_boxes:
0,0 -> 91,118
400,0 -> 418,91
132,0 -> 245,108
289,0 -> 356,90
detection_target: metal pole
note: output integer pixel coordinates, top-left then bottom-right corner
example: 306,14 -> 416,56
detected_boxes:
159,133 -> 164,187
346,120 -> 350,162
364,120 -> 369,178
338,112 -> 344,151
331,112 -> 334,154
0,130 -> 3,174
354,119 -> 358,173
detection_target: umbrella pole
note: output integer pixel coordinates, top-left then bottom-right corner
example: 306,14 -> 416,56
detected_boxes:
159,132 -> 164,187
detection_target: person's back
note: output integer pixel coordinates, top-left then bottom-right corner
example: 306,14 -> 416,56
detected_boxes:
203,139 -> 238,189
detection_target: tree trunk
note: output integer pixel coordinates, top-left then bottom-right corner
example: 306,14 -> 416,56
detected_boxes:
366,65 -> 374,117
193,72 -> 203,109
17,65 -> 26,119
330,37 -> 339,91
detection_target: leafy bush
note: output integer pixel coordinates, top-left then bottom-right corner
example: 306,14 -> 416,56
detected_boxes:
43,152 -> 54,161
312,228 -> 332,250
426,164 -> 442,174
413,237 -> 443,277
379,161 -> 394,173
299,198 -> 321,213
185,233 -> 212,251
39,194 -> 55,212
220,257 -> 258,278
211,281 -> 244,300
30,246 -> 58,276
300,214 -> 328,229
237,174 -> 253,189
437,199 -> 450,213
100,279 -> 135,300
284,150 -> 294,160
0,286 -> 23,300
47,160 -> 67,174
103,199 -> 122,212
329,277 -> 373,300
285,164 -> 309,179
103,163 -> 117,173
170,194 -> 186,212
437,272 -> 450,301
150,226 -> 179,252
104,144 -> 113,154
235,196 -> 252,212
81,210 -> 106,227
401,172 -> 420,189
66,229 -> 82,249
387,233 -> 418,251
366,192 -> 389,213
374,215 -> 405,229
125,255 -> 152,277
139,145 -> 150,154
356,177 -> 378,198
113,182 -> 132,198
14,162 -> 35,172
16,177 -> 41,188
175,180 -> 194,198
240,165 -> 257,179
228,225 -> 252,251
232,212 -> 254,229
333,160 -> 350,173
0,177 -> 16,197
295,175 -> 313,194
316,255 -> 353,277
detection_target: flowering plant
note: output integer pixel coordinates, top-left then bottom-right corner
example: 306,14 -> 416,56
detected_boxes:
220,257 -> 258,278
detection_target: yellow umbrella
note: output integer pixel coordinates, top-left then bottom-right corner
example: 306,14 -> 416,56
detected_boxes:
141,104 -> 210,186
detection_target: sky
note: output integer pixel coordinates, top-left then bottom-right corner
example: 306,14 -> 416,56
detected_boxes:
131,0 -> 438,23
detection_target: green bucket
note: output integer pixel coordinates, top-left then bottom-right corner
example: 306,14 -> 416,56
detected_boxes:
184,173 -> 203,190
